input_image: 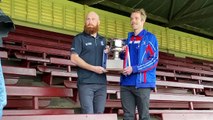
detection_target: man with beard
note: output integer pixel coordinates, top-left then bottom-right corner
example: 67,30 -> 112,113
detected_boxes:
120,8 -> 158,120
71,11 -> 107,114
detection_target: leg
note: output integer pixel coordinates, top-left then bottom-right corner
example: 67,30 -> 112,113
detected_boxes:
135,88 -> 151,120
93,85 -> 107,113
78,84 -> 94,114
121,86 -> 136,120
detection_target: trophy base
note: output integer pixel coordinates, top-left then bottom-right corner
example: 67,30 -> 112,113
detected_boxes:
106,59 -> 123,71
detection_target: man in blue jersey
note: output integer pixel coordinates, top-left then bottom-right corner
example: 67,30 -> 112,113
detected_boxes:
71,11 -> 107,114
120,8 -> 159,120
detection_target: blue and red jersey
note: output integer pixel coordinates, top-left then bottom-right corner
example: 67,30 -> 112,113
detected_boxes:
120,29 -> 159,88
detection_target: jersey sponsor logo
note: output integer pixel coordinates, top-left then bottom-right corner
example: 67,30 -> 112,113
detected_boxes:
129,36 -> 143,44
85,42 -> 92,46
129,41 -> 140,44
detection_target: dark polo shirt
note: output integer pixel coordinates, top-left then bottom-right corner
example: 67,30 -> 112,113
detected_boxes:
71,32 -> 107,85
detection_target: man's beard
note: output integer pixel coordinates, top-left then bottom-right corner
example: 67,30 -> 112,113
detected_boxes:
84,24 -> 99,35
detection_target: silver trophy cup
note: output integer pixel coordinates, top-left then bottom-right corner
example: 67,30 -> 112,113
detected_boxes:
105,39 -> 124,71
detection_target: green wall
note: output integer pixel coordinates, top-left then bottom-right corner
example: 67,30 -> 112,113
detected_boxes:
0,0 -> 213,60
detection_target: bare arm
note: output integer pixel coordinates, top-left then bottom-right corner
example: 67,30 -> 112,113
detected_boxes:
71,53 -> 105,74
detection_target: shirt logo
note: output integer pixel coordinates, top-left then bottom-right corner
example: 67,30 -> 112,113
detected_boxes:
101,41 -> 104,46
85,42 -> 92,46
143,41 -> 146,45
71,48 -> 75,50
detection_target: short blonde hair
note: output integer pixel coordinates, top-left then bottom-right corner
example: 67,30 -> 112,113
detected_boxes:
132,8 -> 147,21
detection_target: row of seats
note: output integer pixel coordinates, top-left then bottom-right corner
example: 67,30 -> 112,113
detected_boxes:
1,25 -> 213,120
